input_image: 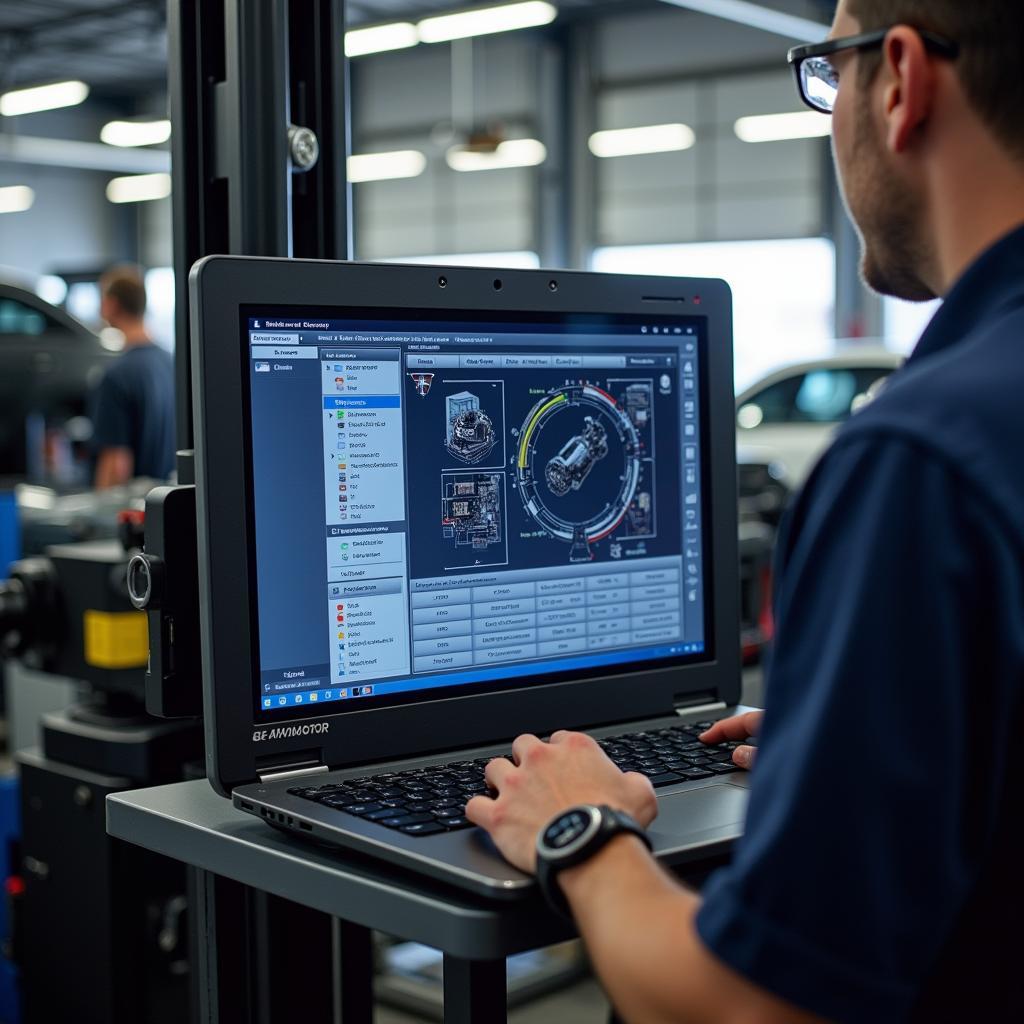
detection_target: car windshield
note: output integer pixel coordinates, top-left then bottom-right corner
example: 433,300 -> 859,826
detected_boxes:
0,296 -> 51,336
740,366 -> 894,426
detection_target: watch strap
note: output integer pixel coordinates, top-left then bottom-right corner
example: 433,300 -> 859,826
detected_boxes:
536,805 -> 651,921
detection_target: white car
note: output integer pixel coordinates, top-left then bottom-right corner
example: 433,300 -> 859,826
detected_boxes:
736,351 -> 904,488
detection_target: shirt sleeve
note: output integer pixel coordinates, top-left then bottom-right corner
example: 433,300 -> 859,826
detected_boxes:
91,365 -> 134,452
695,434 -> 1022,1023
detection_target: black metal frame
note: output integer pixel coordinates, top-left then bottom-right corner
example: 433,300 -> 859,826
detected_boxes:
168,0 -> 352,453
189,255 -> 739,795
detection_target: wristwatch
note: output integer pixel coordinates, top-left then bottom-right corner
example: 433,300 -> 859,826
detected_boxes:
535,804 -> 652,920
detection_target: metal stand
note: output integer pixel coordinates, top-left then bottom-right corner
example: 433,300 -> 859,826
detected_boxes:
441,957 -> 507,1024
107,781 -> 583,1024
109,781 -> 732,1024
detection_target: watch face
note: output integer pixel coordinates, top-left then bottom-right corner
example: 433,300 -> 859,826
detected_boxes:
544,808 -> 596,852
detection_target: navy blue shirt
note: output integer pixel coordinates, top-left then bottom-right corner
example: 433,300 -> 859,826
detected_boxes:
92,342 -> 176,480
697,224 -> 1024,1021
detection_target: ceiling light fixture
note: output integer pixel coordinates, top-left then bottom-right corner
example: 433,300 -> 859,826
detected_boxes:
418,1 -> 557,44
100,119 -> 172,148
106,172 -> 172,204
734,111 -> 831,143
656,0 -> 827,42
0,185 -> 35,214
446,138 -> 547,172
588,123 -> 696,158
347,150 -> 427,183
345,22 -> 419,57
0,80 -> 90,117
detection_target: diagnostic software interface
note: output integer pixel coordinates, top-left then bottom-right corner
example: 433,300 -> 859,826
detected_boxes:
245,307 -> 710,715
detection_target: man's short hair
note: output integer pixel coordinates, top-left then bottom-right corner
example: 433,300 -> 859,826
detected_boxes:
849,1 -> 1024,160
100,265 -> 147,318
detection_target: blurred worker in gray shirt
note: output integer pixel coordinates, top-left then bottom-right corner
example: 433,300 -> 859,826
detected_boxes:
91,266 -> 176,487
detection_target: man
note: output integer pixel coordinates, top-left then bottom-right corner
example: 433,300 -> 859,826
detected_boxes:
92,266 -> 176,487
467,1 -> 1024,1020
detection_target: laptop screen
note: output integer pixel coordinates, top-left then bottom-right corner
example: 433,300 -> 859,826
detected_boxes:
243,306 -> 711,716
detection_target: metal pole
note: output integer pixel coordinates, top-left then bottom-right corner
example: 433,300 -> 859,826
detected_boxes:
168,0 -> 228,452
223,0 -> 292,257
290,0 -> 353,260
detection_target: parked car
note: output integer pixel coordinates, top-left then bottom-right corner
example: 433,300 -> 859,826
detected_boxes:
736,350 -> 903,488
0,278 -> 115,483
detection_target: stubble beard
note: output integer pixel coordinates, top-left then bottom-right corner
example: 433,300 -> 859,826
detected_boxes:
848,105 -> 938,302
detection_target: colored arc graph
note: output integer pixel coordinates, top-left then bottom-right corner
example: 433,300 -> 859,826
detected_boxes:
514,384 -> 641,562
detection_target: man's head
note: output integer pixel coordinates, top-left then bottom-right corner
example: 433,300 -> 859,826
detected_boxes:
829,0 -> 1024,300
99,265 -> 147,328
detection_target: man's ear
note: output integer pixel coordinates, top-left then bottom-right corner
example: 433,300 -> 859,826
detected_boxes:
882,26 -> 936,154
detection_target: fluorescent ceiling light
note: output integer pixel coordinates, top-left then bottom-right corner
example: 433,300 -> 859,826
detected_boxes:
345,22 -> 418,57
418,1 -> 557,43
657,0 -> 827,41
589,123 -> 696,158
348,150 -> 427,183
0,185 -> 35,214
106,172 -> 172,204
100,119 -> 171,148
0,80 -> 89,117
446,138 -> 547,172
735,111 -> 831,143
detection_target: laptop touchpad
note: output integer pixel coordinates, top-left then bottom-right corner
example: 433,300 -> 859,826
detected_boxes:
649,784 -> 749,842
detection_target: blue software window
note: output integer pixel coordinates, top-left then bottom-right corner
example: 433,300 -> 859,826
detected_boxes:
246,313 -> 708,715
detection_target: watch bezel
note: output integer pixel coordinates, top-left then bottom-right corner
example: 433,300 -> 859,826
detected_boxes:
539,804 -> 604,862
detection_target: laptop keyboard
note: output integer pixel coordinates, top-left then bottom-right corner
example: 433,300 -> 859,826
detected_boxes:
287,721 -> 743,838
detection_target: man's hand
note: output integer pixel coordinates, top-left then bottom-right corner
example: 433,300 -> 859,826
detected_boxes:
465,731 -> 657,874
94,446 -> 134,489
700,710 -> 762,769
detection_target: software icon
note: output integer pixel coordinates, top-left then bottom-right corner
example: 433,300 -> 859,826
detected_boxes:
408,372 -> 435,397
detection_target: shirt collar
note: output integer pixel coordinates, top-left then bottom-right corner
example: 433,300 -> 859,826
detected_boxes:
909,221 -> 1024,364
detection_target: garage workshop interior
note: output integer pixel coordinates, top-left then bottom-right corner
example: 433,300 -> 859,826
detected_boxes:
1,0 -> 1020,1022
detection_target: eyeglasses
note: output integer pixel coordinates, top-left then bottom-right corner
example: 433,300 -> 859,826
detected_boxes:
788,28 -> 959,115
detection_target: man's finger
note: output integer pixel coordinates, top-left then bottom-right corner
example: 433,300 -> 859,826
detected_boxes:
733,744 -> 757,770
700,710 -> 762,745
484,756 -> 516,789
511,733 -> 544,765
464,795 -> 494,829
548,729 -> 574,744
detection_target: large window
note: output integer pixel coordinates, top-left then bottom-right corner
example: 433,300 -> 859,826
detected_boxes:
592,238 -> 836,392
378,251 -> 540,269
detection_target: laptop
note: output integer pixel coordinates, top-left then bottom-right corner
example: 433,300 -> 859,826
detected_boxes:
191,255 -> 749,900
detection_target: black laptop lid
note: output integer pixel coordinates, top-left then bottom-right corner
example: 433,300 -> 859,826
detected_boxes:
191,258 -> 739,794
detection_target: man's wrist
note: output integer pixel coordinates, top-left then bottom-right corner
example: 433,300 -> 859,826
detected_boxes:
556,832 -> 652,908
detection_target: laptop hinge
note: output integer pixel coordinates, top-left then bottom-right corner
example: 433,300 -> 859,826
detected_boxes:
257,763 -> 330,784
672,696 -> 727,717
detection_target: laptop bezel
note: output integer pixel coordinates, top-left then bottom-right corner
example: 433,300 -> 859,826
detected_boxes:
191,256 -> 739,796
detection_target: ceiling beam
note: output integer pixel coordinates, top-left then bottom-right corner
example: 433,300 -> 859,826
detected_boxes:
657,0 -> 829,41
0,134 -> 170,173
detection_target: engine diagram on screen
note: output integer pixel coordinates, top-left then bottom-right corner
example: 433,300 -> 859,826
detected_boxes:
441,473 -> 508,569
445,391 -> 497,464
545,417 -> 609,496
512,379 -> 657,563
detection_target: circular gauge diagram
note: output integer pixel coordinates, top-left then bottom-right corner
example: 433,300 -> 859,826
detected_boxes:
514,384 -> 641,561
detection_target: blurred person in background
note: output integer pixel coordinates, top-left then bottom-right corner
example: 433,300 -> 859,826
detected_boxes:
92,265 -> 175,487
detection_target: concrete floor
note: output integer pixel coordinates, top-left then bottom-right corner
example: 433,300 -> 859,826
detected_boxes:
374,667 -> 764,1023
376,975 -> 611,1024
